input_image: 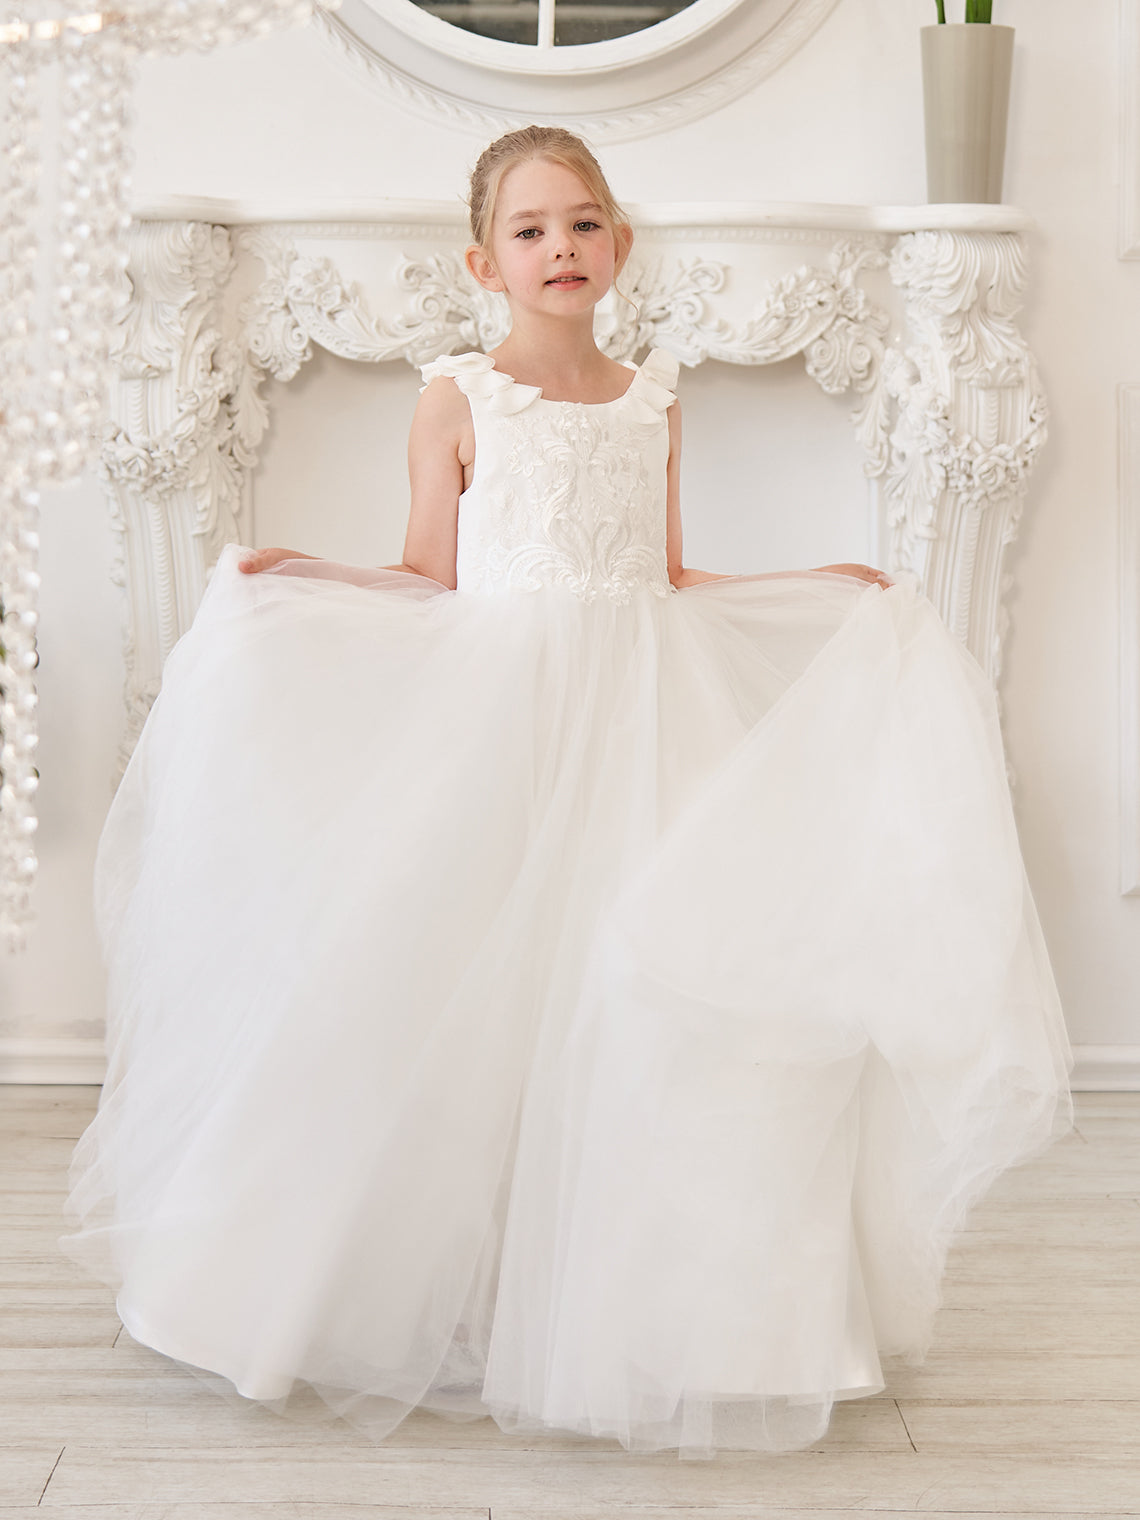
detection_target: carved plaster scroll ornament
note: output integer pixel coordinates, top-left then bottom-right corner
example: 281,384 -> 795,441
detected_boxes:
239,230 -> 511,374
100,220 -> 263,766
238,228 -> 891,452
881,230 -> 1048,682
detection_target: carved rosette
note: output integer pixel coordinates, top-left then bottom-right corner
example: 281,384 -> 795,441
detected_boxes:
881,230 -> 1048,682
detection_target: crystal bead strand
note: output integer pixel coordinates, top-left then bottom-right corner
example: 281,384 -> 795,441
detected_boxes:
0,485 -> 40,952
0,33 -> 44,949
51,21 -> 136,486
0,0 -> 326,949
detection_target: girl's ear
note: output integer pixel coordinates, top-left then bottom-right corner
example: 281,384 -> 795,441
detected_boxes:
466,243 -> 504,293
613,221 -> 634,279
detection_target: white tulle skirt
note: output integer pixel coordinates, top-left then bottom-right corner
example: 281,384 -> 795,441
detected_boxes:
60,544 -> 1072,1458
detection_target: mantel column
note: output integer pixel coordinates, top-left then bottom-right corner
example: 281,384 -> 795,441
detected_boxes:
880,229 -> 1048,684
100,221 -> 262,762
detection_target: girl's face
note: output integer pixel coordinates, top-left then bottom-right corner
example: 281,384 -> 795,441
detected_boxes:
468,157 -> 631,318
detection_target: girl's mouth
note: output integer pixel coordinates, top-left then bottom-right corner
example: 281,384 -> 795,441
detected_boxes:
546,275 -> 586,287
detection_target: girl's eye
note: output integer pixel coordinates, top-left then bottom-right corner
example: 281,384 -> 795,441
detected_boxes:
574,221 -> 599,232
516,228 -> 540,240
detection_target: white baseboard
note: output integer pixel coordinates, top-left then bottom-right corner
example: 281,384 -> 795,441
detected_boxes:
2,1039 -> 1139,1091
0,1039 -> 106,1085
1070,1045 -> 1140,1091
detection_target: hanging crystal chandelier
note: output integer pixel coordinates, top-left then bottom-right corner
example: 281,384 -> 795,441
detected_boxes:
0,0 -> 327,950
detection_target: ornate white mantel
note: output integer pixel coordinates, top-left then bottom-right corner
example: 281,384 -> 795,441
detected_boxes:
102,198 -> 1046,760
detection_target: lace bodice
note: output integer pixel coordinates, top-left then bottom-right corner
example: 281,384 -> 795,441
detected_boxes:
419,347 -> 680,603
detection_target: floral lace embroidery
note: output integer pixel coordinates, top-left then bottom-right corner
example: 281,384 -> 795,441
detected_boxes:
429,350 -> 678,605
485,407 -> 669,604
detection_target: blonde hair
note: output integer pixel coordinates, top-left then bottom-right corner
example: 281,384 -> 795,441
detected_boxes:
467,125 -> 633,253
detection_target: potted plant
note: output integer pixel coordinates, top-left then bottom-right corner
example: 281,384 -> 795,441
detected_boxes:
922,2 -> 1015,203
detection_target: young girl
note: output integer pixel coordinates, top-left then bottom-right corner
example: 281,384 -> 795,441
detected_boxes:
62,126 -> 1072,1460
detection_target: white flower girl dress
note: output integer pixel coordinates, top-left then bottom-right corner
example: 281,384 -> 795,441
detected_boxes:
61,346 -> 1072,1458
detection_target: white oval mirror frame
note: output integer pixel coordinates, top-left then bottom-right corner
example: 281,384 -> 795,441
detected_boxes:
315,0 -> 842,142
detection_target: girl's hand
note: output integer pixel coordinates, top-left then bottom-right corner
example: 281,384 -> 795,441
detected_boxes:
813,562 -> 893,589
237,548 -> 317,574
672,567 -> 732,588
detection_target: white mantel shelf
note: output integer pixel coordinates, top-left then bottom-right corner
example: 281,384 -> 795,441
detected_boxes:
128,197 -> 1036,235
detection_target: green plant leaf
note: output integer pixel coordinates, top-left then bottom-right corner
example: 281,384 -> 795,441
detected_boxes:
936,0 -> 946,20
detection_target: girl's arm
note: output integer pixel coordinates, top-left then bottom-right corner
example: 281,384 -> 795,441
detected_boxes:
240,378 -> 466,582
389,376 -> 467,589
665,401 -> 731,589
238,547 -> 321,573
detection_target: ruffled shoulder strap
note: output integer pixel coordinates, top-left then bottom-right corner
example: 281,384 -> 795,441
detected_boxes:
623,346 -> 680,421
418,352 -> 492,391
418,352 -> 541,414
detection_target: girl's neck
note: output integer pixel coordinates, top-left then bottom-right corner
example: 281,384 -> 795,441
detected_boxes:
490,313 -> 625,401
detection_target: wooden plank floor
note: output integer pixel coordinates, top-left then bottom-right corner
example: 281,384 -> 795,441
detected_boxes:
2,1085 -> 1138,1519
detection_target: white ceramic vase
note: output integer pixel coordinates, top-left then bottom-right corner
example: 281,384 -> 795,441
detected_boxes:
921,23 -> 1015,203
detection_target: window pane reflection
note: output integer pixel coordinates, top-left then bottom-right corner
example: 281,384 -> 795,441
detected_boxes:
555,2 -> 692,46
408,0 -> 695,47
411,2 -> 538,46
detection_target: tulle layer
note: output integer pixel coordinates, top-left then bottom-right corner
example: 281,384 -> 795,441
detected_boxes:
60,545 -> 1072,1458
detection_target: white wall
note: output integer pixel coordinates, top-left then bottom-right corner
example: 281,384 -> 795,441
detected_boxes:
3,0 -> 1138,1068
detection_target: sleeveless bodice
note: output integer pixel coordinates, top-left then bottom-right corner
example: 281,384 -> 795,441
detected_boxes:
419,348 -> 680,603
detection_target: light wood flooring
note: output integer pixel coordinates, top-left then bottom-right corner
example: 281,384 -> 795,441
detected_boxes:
2,1084 -> 1138,1519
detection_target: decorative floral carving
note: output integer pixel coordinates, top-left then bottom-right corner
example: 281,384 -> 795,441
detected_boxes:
239,236 -> 509,371
239,229 -> 313,384
880,230 -> 1048,680
103,223 -> 248,546
889,230 -> 1032,385
395,254 -> 512,357
594,257 -> 727,362
100,221 -> 260,761
612,241 -> 893,476
238,231 -> 891,454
